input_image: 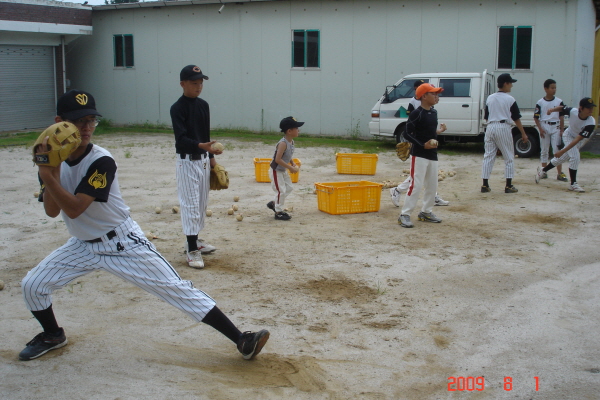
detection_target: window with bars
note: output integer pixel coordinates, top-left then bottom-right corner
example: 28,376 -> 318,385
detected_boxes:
292,30 -> 320,69
497,26 -> 532,70
114,34 -> 134,68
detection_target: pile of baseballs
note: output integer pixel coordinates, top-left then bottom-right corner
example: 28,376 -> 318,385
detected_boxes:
437,169 -> 457,181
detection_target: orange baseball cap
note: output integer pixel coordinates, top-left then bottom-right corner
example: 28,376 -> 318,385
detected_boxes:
415,83 -> 443,100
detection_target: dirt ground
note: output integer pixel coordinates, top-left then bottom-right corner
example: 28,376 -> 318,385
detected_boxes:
1,134 -> 599,400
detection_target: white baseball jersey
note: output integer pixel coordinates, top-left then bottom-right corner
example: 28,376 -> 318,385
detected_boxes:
485,91 -> 522,122
22,144 -> 216,321
562,107 -> 595,139
534,96 -> 564,123
59,144 -> 129,240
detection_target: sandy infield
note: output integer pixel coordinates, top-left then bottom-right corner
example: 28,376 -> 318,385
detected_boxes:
1,134 -> 599,399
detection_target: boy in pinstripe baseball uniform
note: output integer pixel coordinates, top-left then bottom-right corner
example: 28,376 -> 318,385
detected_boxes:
19,90 -> 269,361
535,97 -> 597,192
399,83 -> 447,228
481,73 -> 528,193
534,79 -> 567,181
171,65 -> 221,269
390,79 -> 450,208
266,116 -> 303,220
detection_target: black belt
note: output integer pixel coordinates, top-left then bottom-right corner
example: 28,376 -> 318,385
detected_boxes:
179,153 -> 206,160
543,121 -> 559,125
490,120 -> 507,124
86,230 -> 117,243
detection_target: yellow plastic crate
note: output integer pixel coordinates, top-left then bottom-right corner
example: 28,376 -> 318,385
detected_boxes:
315,181 -> 383,215
336,153 -> 378,175
253,158 -> 301,183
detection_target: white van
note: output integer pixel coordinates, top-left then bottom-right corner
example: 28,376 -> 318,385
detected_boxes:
369,70 -> 540,157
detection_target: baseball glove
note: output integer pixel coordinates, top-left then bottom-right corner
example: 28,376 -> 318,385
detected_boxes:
32,122 -> 81,167
395,142 -> 411,161
210,163 -> 229,190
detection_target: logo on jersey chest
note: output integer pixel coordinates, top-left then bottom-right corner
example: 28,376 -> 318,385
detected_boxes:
88,170 -> 107,189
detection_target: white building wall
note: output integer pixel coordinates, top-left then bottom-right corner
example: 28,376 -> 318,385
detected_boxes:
66,0 -> 594,136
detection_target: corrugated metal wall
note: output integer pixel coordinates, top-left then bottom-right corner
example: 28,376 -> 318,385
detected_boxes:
0,45 -> 56,131
66,0 -> 595,136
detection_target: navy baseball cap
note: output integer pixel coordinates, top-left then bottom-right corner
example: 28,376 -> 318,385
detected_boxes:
497,73 -> 517,86
280,116 -> 304,132
579,97 -> 597,109
57,90 -> 102,120
180,65 -> 209,81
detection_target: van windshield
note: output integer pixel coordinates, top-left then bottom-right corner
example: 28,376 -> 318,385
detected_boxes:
384,79 -> 429,103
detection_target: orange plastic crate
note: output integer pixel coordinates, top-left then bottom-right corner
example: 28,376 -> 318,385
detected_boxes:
315,181 -> 383,215
336,153 -> 378,175
253,158 -> 301,183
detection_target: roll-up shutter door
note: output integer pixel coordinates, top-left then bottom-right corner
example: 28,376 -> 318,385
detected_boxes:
0,45 -> 56,131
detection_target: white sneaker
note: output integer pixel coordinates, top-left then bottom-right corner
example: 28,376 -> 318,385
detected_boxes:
535,166 -> 543,184
197,239 -> 216,254
569,182 -> 585,192
186,250 -> 204,269
434,195 -> 449,206
390,187 -> 401,207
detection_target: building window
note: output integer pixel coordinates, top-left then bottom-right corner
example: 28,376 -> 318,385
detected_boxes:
497,26 -> 532,70
292,30 -> 319,68
114,34 -> 134,68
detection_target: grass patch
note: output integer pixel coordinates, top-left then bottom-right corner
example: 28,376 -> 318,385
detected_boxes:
4,120 -> 600,159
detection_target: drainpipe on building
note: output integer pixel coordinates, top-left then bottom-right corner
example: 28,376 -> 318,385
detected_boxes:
61,36 -> 66,94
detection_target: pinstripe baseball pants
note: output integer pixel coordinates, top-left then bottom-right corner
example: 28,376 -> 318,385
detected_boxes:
401,156 -> 438,215
539,122 -> 560,164
482,123 -> 515,179
269,168 -> 293,213
21,217 -> 216,321
550,134 -> 582,170
176,155 -> 210,236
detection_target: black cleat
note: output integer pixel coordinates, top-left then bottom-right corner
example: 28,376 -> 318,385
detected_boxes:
237,330 -> 270,360
19,328 -> 67,361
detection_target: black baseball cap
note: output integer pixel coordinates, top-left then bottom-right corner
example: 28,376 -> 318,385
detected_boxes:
57,90 -> 102,120
413,79 -> 426,89
497,73 -> 517,86
579,97 -> 597,109
180,65 -> 209,81
280,116 -> 304,132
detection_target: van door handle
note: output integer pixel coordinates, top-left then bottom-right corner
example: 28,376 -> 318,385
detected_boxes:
462,104 -> 469,108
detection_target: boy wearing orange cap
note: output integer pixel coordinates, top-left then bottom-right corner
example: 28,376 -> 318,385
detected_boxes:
399,83 -> 447,228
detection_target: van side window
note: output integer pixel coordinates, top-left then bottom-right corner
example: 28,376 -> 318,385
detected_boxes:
439,79 -> 471,97
384,79 -> 429,103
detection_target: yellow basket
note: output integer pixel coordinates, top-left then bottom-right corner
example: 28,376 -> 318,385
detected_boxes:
253,158 -> 301,183
315,181 -> 383,215
336,153 -> 378,175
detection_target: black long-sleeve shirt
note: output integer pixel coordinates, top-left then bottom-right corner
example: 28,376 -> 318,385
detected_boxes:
405,106 -> 438,161
170,95 -> 213,158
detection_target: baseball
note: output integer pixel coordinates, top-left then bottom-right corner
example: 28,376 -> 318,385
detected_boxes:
227,208 -> 234,215
236,214 -> 243,221
206,209 -> 213,217
211,142 -> 225,152
232,204 -> 239,211
172,206 -> 180,214
233,196 -> 240,202
429,139 -> 438,147
155,207 -> 162,214
0,279 -> 4,290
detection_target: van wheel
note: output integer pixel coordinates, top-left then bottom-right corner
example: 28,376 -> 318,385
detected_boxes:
394,123 -> 407,144
513,129 -> 539,158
